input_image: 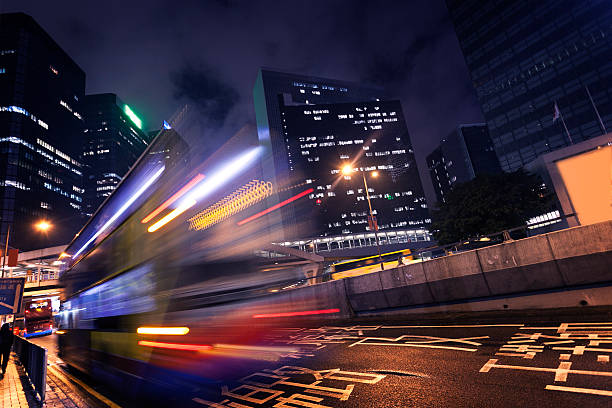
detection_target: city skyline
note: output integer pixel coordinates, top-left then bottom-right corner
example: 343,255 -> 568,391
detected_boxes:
0,0 -> 484,204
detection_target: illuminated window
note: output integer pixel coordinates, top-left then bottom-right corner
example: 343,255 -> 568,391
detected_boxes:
40,202 -> 50,209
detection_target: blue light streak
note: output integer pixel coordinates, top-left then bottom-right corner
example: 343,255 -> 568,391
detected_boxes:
73,166 -> 165,258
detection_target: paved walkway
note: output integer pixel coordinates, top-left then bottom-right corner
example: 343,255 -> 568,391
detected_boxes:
1,353 -> 104,408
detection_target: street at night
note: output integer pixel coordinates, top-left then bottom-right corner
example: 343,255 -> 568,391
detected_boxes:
24,313 -> 612,407
1,0 -> 611,407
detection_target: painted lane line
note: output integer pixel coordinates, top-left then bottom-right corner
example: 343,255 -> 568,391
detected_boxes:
545,385 -> 612,397
479,360 -> 612,378
479,359 -> 498,373
553,346 -> 612,354
48,365 -> 122,408
543,340 -> 574,345
598,355 -> 610,363
559,354 -> 571,361
350,342 -> 480,352
554,362 -> 572,382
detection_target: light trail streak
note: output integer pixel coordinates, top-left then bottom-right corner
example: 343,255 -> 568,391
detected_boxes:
136,327 -> 190,335
73,166 -> 164,257
147,198 -> 196,232
237,188 -> 314,226
252,308 -> 340,318
189,180 -> 272,231
137,340 -> 212,351
141,174 -> 205,223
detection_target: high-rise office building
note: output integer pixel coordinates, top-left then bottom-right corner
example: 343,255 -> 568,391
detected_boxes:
427,123 -> 501,204
446,0 -> 612,171
0,13 -> 86,251
254,69 -> 384,184
282,100 -> 429,236
254,69 -> 430,238
81,94 -> 150,216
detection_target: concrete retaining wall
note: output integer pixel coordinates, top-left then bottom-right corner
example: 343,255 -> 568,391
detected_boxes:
274,219 -> 612,317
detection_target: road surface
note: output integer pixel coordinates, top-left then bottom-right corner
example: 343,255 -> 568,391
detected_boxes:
26,316 -> 612,407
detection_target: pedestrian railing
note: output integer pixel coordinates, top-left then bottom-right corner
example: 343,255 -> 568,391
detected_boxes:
13,335 -> 47,402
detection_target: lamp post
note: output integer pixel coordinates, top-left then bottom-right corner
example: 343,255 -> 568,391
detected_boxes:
1,220 -> 53,278
341,165 -> 385,271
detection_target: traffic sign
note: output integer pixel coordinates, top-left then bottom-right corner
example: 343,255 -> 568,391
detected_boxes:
0,278 -> 25,314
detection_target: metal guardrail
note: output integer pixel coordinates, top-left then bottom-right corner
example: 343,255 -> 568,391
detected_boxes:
13,335 -> 47,401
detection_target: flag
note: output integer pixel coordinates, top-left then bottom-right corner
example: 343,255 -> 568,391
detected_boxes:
7,248 -> 18,267
553,102 -> 560,123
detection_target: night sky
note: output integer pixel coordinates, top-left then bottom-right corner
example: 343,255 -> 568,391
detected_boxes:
3,0 -> 484,204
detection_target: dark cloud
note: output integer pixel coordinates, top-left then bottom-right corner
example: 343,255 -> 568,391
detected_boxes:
171,64 -> 239,127
1,0 -> 484,203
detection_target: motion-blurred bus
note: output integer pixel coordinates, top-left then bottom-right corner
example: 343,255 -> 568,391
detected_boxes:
56,123 -> 321,401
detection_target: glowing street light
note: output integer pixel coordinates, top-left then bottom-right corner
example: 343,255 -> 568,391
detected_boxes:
340,164 -> 385,270
35,221 -> 51,232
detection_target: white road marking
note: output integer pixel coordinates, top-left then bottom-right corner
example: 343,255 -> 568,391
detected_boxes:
554,362 -> 572,382
545,385 -> 612,397
597,355 -> 610,363
553,346 -> 612,354
543,340 -> 574,345
479,359 -> 497,373
559,354 -> 571,361
479,360 -> 612,378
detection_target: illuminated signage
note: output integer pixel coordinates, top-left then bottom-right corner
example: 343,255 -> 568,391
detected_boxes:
123,104 -> 143,129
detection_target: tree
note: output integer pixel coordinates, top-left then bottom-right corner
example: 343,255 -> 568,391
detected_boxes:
430,169 -> 554,245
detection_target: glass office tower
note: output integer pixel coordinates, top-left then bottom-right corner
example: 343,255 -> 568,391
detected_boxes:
0,13 -> 86,250
446,0 -> 612,171
81,94 -> 150,216
427,124 -> 500,204
282,100 -> 429,236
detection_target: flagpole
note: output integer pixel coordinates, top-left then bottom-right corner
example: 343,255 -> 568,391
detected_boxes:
559,112 -> 573,144
2,225 -> 9,278
554,101 -> 573,145
585,85 -> 607,135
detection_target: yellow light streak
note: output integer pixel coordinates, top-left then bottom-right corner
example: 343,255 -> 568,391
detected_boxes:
136,327 -> 190,335
148,199 -> 196,233
189,180 -> 273,231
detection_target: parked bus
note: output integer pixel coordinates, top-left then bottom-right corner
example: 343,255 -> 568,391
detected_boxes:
23,299 -> 53,338
329,248 -> 414,280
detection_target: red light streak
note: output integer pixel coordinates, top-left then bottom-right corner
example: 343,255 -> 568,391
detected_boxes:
141,174 -> 205,224
252,308 -> 340,318
237,188 -> 314,226
137,340 -> 212,351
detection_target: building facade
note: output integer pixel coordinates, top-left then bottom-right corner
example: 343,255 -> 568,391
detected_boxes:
253,69 -> 429,239
427,123 -> 500,204
0,13 -> 86,251
446,0 -> 612,171
282,100 -> 430,236
81,94 -> 150,216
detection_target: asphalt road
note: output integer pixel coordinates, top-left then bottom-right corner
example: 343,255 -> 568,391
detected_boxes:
26,316 -> 612,407
28,333 -> 60,365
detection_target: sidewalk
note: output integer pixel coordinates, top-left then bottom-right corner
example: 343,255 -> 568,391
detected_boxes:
1,353 -> 104,408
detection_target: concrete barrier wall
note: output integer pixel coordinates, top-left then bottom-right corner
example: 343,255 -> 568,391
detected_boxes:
477,234 -> 565,295
274,220 -> 612,317
547,221 -> 612,285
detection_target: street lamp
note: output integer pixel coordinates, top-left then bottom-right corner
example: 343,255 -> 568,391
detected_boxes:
341,165 -> 385,270
35,220 -> 52,232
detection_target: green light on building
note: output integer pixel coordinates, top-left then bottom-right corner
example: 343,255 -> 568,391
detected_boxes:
123,105 -> 142,129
